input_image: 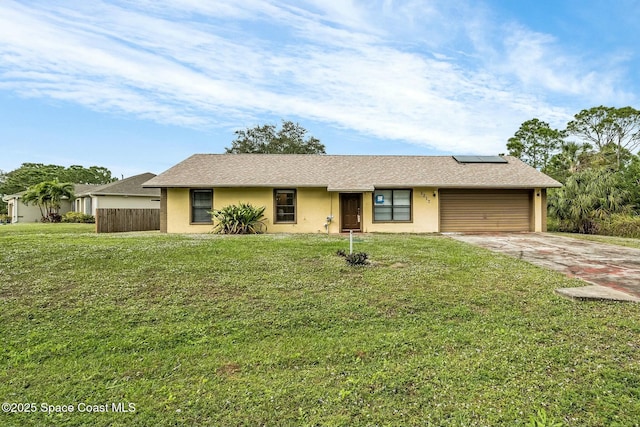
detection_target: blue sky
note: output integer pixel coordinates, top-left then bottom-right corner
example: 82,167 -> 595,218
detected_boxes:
1,0 -> 638,178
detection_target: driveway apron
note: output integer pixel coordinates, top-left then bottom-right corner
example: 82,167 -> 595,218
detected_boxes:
449,233 -> 640,302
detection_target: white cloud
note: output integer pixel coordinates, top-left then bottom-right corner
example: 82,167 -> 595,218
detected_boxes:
0,0 -> 635,156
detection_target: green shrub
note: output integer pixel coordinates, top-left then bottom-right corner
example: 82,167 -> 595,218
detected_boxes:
0,214 -> 10,224
546,216 -> 561,232
211,203 -> 267,234
42,213 -> 62,223
547,169 -> 631,234
62,212 -> 95,224
337,249 -> 370,266
345,252 -> 369,266
551,218 -> 601,234
551,213 -> 640,238
598,214 -> 640,238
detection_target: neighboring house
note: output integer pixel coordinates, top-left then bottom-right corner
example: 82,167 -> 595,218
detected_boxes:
142,154 -> 561,234
3,191 -> 49,223
74,173 -> 161,216
3,184 -> 97,223
2,174 -> 160,224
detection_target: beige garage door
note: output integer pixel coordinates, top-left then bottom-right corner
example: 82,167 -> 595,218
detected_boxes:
440,189 -> 532,232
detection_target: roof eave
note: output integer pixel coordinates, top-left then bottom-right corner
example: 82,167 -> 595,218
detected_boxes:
435,183 -> 562,189
142,183 -> 561,190
328,188 -> 375,192
91,193 -> 160,197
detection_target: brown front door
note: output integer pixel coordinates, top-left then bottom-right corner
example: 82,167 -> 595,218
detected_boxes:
341,193 -> 362,231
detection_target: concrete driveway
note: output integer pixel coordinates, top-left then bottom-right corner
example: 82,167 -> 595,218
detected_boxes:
449,233 -> 640,302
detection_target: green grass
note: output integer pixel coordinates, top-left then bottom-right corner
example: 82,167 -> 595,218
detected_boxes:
1,224 -> 639,426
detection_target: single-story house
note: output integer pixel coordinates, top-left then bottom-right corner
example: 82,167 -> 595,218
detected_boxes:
142,154 -> 561,234
74,173 -> 161,216
3,184 -> 98,223
3,174 -> 160,223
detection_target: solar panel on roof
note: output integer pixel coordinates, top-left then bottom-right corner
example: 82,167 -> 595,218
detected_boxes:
453,155 -> 508,164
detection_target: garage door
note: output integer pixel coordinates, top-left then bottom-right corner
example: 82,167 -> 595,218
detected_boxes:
440,189 -> 532,232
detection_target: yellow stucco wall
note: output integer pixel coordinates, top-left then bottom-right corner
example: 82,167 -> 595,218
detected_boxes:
214,187 -> 337,233
166,186 -> 553,234
361,188 -> 439,233
165,187 -> 443,234
166,188 -> 212,233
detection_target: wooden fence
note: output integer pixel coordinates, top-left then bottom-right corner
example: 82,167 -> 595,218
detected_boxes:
96,208 -> 160,233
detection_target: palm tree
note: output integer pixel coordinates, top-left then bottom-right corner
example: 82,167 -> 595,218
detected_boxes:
548,168 -> 631,233
22,180 -> 74,222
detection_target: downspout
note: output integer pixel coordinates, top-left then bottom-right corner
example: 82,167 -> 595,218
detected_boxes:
14,197 -> 19,223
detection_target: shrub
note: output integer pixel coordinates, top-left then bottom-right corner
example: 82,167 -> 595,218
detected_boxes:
337,249 -> 370,266
211,203 -> 267,234
0,214 -> 10,224
552,218 -> 601,234
41,213 -> 62,223
62,212 -> 96,224
548,169 -> 631,234
345,252 -> 369,266
546,216 -> 562,232
598,214 -> 640,238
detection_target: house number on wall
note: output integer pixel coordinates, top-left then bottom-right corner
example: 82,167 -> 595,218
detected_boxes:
419,191 -> 431,203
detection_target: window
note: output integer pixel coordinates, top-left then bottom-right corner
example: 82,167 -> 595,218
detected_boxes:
274,189 -> 296,223
373,189 -> 411,222
191,189 -> 212,223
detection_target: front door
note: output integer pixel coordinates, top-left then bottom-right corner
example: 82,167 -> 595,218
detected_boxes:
341,193 -> 362,231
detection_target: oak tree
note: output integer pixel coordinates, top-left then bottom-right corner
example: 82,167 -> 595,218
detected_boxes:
225,120 -> 325,154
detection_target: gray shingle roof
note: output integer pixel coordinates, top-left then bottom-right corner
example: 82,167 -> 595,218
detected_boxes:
74,183 -> 101,194
143,154 -> 561,190
78,173 -> 160,197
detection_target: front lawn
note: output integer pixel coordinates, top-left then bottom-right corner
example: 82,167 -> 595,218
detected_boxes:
1,225 -> 639,426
